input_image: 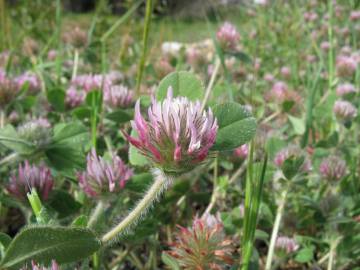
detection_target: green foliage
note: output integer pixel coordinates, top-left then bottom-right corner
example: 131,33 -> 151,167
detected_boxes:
156,71 -> 204,101
212,102 -> 257,151
0,226 -> 101,269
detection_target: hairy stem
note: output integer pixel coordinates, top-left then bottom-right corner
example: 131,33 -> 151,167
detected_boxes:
0,152 -> 19,167
88,200 -> 106,229
265,186 -> 289,270
101,169 -> 171,244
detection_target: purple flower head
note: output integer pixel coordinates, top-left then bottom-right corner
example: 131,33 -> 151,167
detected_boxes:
320,41 -> 331,51
216,22 -> 240,50
15,72 -> 40,94
320,156 -> 347,182
267,81 -> 289,103
124,88 -> 218,174
7,161 -> 54,201
65,86 -> 85,108
186,47 -> 207,68
167,214 -> 233,269
336,55 -> 357,77
264,73 -> 274,82
280,66 -> 291,79
333,100 -> 357,121
275,236 -> 299,254
71,74 -> 112,93
274,146 -> 311,173
47,50 -> 57,61
77,149 -> 133,197
336,83 -> 357,97
234,144 -> 249,159
104,85 -> 133,109
21,260 -> 59,270
350,10 -> 360,21
304,11 -> 318,22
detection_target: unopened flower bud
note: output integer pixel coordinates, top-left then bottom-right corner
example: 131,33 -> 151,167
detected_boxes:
17,118 -> 52,148
274,146 -> 311,173
234,144 -> 248,159
167,214 -> 233,269
77,149 -> 133,197
7,161 -> 54,201
319,156 -> 347,182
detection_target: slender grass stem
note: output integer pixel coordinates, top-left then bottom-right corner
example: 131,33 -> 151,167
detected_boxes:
327,0 -> 334,93
201,57 -> 221,111
135,0 -> 153,97
55,0 -> 62,82
0,110 -> 5,128
71,49 -> 79,80
203,156 -> 219,216
265,186 -> 289,270
241,144 -> 268,270
101,169 -> 171,244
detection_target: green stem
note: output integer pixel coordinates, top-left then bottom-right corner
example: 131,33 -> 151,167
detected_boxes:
327,0 -> 334,91
201,57 -> 221,111
55,0 -> 62,82
0,152 -> 19,167
91,93 -> 99,149
265,186 -> 289,270
101,169 -> 171,244
71,49 -> 79,80
135,0 -> 153,97
0,110 -> 4,128
87,200 -> 106,229
203,156 -> 219,216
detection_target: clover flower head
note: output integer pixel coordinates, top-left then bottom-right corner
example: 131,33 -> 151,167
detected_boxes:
21,260 -> 59,270
7,161 -> 54,201
77,149 -> 133,197
124,88 -> 218,174
350,10 -> 360,21
234,144 -> 249,159
15,72 -> 40,93
336,83 -> 357,97
104,84 -> 133,109
280,66 -> 291,79
336,55 -> 357,77
167,214 -> 233,269
319,156 -> 347,182
333,100 -> 357,121
65,86 -> 85,108
216,22 -> 240,50
274,146 -> 311,173
275,236 -> 299,254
